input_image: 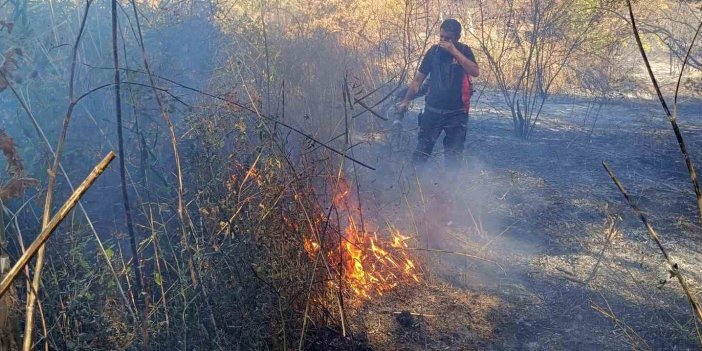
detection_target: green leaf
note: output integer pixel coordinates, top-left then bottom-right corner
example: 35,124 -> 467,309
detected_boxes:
104,247 -> 114,260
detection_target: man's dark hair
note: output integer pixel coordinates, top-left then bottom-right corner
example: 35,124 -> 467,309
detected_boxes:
440,18 -> 462,38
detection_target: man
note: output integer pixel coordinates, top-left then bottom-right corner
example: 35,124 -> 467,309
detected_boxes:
397,18 -> 479,170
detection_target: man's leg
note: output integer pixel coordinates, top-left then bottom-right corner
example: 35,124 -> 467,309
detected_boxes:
412,110 -> 443,167
443,112 -> 468,171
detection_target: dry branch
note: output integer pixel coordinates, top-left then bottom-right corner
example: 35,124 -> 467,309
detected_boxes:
0,151 -> 116,299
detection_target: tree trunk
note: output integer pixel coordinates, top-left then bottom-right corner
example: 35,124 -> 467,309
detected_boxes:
516,100 -> 527,139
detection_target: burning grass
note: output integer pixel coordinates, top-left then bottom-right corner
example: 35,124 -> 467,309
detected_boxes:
301,179 -> 422,300
185,130 -> 425,348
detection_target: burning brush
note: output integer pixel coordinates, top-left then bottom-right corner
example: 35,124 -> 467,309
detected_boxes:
303,179 -> 421,299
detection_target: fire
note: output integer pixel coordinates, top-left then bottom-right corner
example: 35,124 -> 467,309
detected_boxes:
303,178 -> 421,299
304,237 -> 320,255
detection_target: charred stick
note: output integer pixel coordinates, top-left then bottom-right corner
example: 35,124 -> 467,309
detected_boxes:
602,161 -> 702,326
352,98 -> 388,121
626,0 -> 702,223
343,78 -> 349,145
112,0 -> 146,338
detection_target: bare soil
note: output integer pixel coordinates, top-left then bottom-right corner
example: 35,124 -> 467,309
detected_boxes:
344,91 -> 702,350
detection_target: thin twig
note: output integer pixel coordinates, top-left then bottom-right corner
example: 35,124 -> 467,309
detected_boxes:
673,21 -> 702,107
585,218 -> 617,285
82,64 -> 376,170
592,298 -> 652,351
129,0 -> 215,338
352,97 -> 388,121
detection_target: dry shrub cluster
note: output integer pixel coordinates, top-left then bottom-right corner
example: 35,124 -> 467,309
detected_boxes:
177,102 -> 367,348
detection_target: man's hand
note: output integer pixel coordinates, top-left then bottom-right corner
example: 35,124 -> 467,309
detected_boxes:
440,40 -> 480,77
396,99 -> 410,113
438,40 -> 459,57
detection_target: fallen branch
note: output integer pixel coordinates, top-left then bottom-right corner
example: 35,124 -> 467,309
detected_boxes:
352,97 -> 388,121
602,162 -> 702,333
0,151 -> 115,299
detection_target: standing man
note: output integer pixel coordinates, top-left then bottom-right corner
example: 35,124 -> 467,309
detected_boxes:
397,18 -> 479,170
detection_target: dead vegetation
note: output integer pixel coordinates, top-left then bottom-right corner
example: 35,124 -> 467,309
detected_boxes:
0,0 -> 701,349
0,129 -> 36,350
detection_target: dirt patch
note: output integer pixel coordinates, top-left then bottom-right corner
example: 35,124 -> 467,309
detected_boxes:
348,282 -> 504,350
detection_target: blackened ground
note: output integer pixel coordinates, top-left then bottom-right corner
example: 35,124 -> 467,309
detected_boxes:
344,91 -> 702,350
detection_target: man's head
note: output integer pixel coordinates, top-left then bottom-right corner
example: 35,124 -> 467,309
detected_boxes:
439,18 -> 462,43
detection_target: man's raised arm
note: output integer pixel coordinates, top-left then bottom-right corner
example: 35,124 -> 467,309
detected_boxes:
455,51 -> 479,77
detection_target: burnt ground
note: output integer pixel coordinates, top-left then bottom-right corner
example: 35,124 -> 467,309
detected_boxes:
345,91 -> 702,350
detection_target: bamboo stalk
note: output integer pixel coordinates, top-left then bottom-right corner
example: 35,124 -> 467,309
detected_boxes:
0,152 -> 115,299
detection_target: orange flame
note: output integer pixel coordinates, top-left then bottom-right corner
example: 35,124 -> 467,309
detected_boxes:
303,178 -> 421,299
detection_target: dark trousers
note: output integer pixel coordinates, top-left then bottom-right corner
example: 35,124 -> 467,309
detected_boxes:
412,108 -> 468,170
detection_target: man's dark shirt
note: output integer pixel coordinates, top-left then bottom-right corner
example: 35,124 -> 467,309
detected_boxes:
418,43 -> 476,110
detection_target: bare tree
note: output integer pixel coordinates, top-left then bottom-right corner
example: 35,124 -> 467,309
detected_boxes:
472,0 -> 601,138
